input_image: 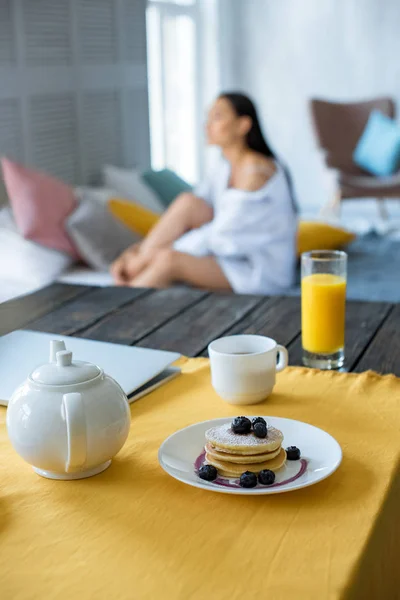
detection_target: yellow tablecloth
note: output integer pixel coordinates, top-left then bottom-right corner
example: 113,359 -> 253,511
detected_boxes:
1,360 -> 400,600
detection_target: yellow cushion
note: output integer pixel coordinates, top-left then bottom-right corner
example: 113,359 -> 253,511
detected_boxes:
108,198 -> 160,237
297,221 -> 356,256
107,203 -> 355,258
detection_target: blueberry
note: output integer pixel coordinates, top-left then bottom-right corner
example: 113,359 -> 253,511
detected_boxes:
252,417 -> 267,428
286,446 -> 301,460
253,423 -> 268,438
258,469 -> 275,485
198,464 -> 218,481
231,416 -> 252,435
239,471 -> 258,488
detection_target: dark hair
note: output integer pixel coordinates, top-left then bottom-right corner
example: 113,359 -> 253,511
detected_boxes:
219,92 -> 275,158
220,91 -> 298,212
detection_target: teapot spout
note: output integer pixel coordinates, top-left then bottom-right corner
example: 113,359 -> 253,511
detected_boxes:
49,340 -> 66,362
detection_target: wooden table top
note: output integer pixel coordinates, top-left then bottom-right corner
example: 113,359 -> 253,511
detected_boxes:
1,283 -> 398,376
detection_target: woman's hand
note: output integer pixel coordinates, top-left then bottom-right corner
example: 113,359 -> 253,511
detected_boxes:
110,243 -> 142,285
110,244 -> 161,285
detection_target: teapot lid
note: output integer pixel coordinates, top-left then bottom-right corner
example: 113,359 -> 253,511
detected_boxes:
30,341 -> 101,386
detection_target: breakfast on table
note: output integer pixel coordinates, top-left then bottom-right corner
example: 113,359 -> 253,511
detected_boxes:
3,250 -> 346,488
4,328 -> 326,493
2,243 -> 400,599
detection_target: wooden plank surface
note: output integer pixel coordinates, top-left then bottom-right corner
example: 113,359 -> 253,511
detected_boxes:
287,300 -> 391,370
28,287 -> 148,335
0,283 -> 92,336
1,283 -> 399,375
354,304 -> 400,376
137,293 -> 263,356
219,296 -> 300,346
78,287 -> 208,345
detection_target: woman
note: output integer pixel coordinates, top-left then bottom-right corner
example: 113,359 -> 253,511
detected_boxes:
111,92 -> 297,294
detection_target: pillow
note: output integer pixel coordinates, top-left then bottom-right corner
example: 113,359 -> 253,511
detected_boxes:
297,221 -> 355,256
66,190 -> 139,270
0,227 -> 73,302
108,198 -> 160,237
141,168 -> 192,207
103,165 -> 164,213
353,110 -> 400,176
74,186 -> 117,204
1,157 -> 78,256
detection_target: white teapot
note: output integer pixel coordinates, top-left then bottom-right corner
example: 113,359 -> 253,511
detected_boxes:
7,340 -> 131,480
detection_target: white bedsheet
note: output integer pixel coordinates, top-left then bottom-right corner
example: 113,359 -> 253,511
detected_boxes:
0,205 -> 114,303
0,280 -> 44,304
1,268 -> 113,304
57,267 -> 113,287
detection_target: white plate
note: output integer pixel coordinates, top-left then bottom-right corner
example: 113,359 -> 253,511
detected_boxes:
159,416 -> 342,495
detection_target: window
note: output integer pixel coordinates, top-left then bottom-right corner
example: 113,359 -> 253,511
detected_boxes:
147,0 -> 198,183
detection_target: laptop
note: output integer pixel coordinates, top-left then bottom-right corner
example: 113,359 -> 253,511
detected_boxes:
0,330 -> 181,406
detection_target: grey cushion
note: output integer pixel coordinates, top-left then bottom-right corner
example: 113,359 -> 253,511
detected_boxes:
66,191 -> 139,270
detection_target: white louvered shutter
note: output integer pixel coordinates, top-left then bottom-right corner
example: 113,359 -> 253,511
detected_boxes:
0,0 -> 150,193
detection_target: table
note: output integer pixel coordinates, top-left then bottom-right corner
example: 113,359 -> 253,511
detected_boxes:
2,285 -> 400,600
1,283 -> 399,375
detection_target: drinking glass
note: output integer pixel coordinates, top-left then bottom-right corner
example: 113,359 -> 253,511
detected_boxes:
301,250 -> 347,370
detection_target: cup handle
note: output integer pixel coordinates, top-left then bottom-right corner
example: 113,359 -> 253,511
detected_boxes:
276,345 -> 289,373
62,392 -> 87,473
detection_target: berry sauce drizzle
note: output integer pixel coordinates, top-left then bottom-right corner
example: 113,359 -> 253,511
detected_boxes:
194,451 -> 307,490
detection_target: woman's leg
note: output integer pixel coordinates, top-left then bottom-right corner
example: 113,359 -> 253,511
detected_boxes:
129,249 -> 232,291
110,193 -> 213,284
140,192 -> 213,253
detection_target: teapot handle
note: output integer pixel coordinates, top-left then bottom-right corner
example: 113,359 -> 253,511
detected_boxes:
62,393 -> 87,473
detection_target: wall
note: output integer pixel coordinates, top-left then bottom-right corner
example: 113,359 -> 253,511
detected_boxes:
224,0 -> 400,214
0,0 -> 150,196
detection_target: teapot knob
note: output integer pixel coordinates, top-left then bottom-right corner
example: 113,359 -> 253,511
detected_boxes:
56,350 -> 73,367
50,340 -> 66,362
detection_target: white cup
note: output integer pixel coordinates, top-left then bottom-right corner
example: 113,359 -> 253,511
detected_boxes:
208,334 -> 288,405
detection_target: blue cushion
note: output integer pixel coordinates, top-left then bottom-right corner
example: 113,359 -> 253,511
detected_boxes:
141,169 -> 192,207
353,110 -> 400,177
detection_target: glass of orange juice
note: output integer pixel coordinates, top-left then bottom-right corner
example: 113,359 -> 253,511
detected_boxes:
301,250 -> 347,370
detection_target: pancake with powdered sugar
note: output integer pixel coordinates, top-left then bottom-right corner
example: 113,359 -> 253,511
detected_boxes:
205,443 -> 281,464
206,448 -> 287,477
205,422 -> 283,455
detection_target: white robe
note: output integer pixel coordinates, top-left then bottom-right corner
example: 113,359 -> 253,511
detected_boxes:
173,159 -> 298,295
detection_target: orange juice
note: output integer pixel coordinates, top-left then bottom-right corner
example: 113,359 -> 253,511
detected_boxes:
301,273 -> 346,354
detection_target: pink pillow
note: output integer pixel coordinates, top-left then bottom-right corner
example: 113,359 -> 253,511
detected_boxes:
1,157 -> 78,257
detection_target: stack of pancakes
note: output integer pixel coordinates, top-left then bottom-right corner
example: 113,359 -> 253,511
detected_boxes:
205,422 -> 286,478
